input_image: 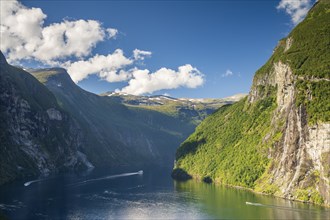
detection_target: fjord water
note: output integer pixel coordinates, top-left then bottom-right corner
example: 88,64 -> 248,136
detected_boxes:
0,168 -> 329,219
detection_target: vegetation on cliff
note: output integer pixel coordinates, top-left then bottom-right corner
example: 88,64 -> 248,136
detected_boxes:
173,0 -> 330,205
175,95 -> 277,188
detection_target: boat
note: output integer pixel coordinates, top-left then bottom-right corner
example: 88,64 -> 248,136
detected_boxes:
245,202 -> 263,206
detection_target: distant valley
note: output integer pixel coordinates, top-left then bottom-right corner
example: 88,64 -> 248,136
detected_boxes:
0,53 -> 245,185
101,91 -> 246,124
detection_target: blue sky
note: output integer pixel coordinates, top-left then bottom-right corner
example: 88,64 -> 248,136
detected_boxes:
2,0 -> 314,98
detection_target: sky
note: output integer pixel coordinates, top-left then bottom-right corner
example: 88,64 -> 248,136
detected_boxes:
0,0 -> 315,98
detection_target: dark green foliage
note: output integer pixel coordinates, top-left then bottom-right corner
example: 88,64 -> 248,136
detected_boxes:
296,80 -> 330,124
171,168 -> 192,181
283,0 -> 330,79
255,0 -> 330,81
175,96 -> 277,188
176,138 -> 206,159
287,0 -> 330,123
294,187 -> 324,205
202,176 -> 213,184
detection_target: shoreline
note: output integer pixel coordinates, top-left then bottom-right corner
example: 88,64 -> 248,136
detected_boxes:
173,174 -> 330,208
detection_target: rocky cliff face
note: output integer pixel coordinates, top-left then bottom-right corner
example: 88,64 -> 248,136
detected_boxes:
173,0 -> 330,206
0,51 -> 92,184
29,67 -> 197,168
247,2 -> 330,202
251,58 -> 330,205
248,11 -> 330,203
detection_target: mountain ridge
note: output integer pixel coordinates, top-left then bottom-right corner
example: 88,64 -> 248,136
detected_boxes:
173,0 -> 330,206
29,67 -> 241,170
101,91 -> 246,124
0,51 -> 93,185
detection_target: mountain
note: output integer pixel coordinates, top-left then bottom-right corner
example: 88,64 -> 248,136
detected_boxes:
29,69 -> 190,168
100,92 -> 246,124
0,52 -> 93,185
0,48 -> 244,185
173,0 -> 330,206
28,68 -> 200,169
28,68 -> 246,170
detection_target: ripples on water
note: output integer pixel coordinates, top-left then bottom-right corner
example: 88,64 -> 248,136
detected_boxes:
0,167 -> 329,219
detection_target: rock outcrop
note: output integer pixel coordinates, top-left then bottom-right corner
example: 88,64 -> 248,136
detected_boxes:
173,0 -> 330,206
0,51 -> 92,184
251,59 -> 330,205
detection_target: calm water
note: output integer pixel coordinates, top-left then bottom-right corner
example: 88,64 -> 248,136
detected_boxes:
0,167 -> 329,219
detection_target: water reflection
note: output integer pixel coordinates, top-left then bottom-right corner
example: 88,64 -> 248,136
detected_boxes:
0,168 -> 329,219
175,180 -> 330,219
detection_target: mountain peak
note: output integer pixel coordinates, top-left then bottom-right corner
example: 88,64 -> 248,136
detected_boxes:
28,68 -> 75,86
0,51 -> 8,65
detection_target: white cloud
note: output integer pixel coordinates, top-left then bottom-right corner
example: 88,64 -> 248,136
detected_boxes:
0,0 -> 46,61
65,52 -> 205,97
107,28 -> 118,39
64,49 -> 133,83
222,69 -> 233,77
99,69 -> 132,83
277,0 -> 314,24
35,20 -> 105,61
118,64 -> 204,95
133,49 -> 152,60
0,0 -> 113,62
0,0 -> 204,95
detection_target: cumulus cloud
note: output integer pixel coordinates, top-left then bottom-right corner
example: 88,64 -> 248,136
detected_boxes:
0,0 -> 204,95
35,20 -> 105,61
277,0 -> 314,24
0,0 -> 115,62
64,49 -> 133,83
107,28 -> 118,39
118,64 -> 204,95
0,0 -> 46,61
222,69 -> 233,77
133,49 -> 152,60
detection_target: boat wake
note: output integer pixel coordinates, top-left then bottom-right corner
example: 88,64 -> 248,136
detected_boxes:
245,202 -> 264,206
245,201 -> 330,215
127,184 -> 145,190
68,170 -> 143,187
24,179 -> 47,187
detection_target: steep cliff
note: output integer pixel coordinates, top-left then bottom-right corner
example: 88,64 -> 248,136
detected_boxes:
1,51 -> 235,184
29,68 -> 196,168
173,0 -> 330,205
0,52 -> 92,185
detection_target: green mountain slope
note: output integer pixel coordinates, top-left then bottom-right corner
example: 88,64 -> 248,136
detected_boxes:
0,52 -> 92,185
173,0 -> 330,206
